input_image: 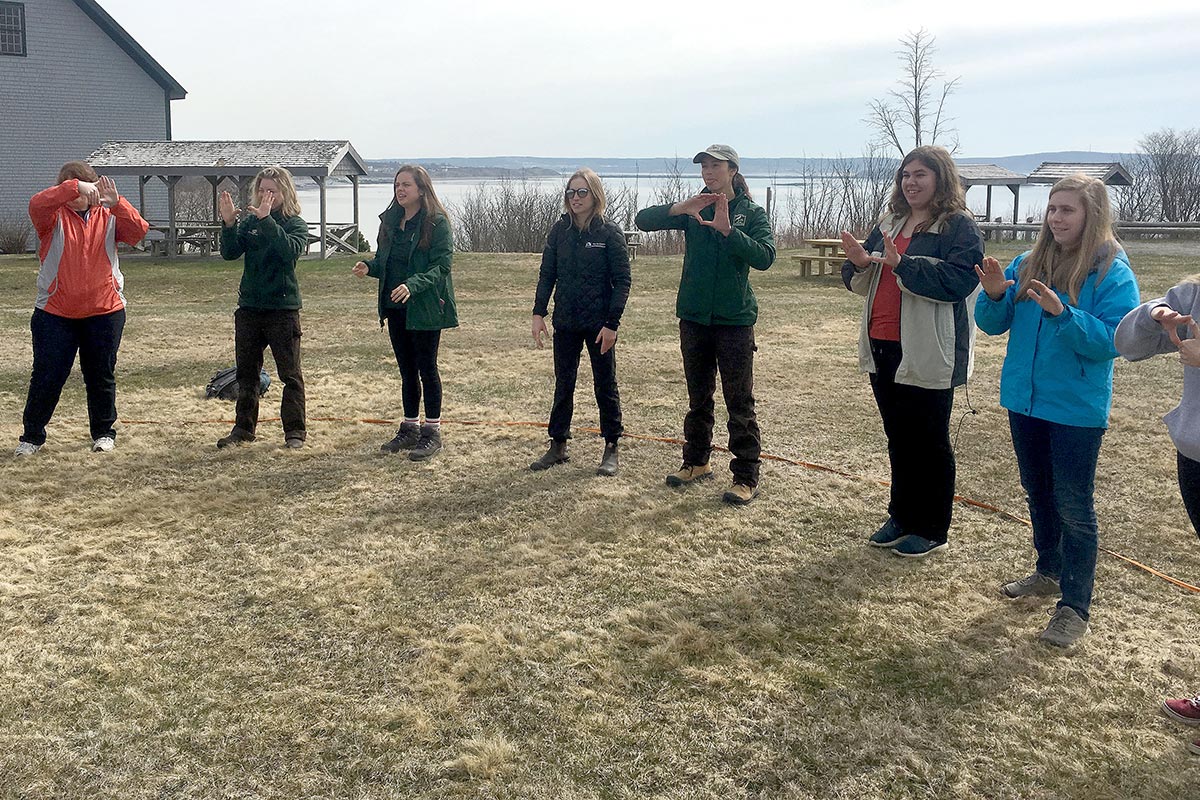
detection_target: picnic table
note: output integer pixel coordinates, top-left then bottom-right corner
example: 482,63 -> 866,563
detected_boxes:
792,237 -> 860,278
623,230 -> 643,261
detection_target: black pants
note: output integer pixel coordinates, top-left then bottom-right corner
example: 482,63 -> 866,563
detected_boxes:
385,309 -> 442,420
679,319 -> 760,486
234,308 -> 305,439
1178,451 -> 1200,539
869,338 -> 955,543
548,326 -> 622,443
21,307 -> 125,445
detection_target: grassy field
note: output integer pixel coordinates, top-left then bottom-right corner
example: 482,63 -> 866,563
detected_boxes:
1,240 -> 1199,799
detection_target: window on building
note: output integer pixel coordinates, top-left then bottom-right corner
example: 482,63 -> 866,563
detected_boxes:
0,2 -> 26,57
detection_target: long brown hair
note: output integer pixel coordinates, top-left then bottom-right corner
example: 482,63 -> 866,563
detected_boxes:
563,168 -> 607,229
57,161 -> 98,184
1016,174 -> 1120,306
885,145 -> 966,232
395,164 -> 449,250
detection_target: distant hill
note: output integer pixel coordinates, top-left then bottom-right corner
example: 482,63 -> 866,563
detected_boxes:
364,152 -> 1135,180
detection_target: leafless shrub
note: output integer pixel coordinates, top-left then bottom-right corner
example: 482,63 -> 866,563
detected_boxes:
0,216 -> 33,254
450,178 -> 561,252
1138,128 -> 1200,222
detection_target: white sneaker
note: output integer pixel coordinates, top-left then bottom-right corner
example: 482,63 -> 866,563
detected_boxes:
92,437 -> 115,453
14,441 -> 41,457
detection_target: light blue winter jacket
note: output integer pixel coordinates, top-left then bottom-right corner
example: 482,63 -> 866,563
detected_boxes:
975,248 -> 1139,429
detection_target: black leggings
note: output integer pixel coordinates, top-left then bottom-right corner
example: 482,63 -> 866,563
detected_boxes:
1178,451 -> 1200,539
385,309 -> 442,419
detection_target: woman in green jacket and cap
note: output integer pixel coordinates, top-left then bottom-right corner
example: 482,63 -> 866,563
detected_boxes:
353,165 -> 458,461
635,145 -> 776,505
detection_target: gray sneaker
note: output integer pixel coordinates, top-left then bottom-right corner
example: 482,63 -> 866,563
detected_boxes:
1040,606 -> 1088,648
1001,571 -> 1061,599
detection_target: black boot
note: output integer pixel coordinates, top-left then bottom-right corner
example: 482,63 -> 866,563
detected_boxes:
596,441 -> 619,476
408,424 -> 442,461
381,421 -> 421,453
530,440 -> 569,471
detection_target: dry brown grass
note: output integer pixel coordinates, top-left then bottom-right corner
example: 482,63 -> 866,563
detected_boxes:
1,241 -> 1199,799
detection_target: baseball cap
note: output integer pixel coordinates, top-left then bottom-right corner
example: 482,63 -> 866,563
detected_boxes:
692,144 -> 739,168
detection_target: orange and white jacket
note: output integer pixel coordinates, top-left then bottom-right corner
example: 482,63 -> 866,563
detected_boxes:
29,179 -> 150,319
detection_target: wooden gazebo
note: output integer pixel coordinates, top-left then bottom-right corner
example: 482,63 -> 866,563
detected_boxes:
87,140 -> 369,259
956,163 -> 1027,223
1026,162 -> 1133,186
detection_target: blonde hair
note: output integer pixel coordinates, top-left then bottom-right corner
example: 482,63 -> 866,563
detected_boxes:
563,168 -> 607,228
252,166 -> 302,218
1016,174 -> 1120,306
886,145 -> 967,232
394,165 -> 450,250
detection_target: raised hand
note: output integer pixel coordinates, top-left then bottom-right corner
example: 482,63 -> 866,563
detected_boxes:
1151,305 -> 1194,346
595,326 -> 617,355
698,193 -> 731,236
351,261 -> 368,277
840,230 -> 871,268
532,315 -> 549,349
870,230 -> 900,268
97,176 -> 119,208
248,190 -> 275,219
974,256 -> 1014,300
218,191 -> 238,226
1179,322 -> 1200,367
669,193 -> 719,224
76,180 -> 101,207
1026,279 -> 1065,317
390,283 -> 411,304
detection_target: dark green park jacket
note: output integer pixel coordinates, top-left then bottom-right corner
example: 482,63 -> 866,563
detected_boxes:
635,190 -> 775,326
363,204 -> 458,330
219,211 -> 309,310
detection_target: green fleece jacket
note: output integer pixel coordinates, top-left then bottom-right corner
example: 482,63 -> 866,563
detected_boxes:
363,204 -> 458,330
635,191 -> 775,326
220,211 -> 309,310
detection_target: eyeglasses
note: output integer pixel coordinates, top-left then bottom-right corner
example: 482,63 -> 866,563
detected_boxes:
564,188 -> 591,199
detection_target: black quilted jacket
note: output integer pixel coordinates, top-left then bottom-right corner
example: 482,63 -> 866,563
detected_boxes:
533,214 -> 631,332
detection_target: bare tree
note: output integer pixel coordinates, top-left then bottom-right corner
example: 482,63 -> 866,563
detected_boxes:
866,28 -> 960,157
1138,127 -> 1200,222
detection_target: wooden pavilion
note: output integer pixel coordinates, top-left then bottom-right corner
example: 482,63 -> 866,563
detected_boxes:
955,164 -> 1027,223
87,140 -> 369,259
1026,162 -> 1133,187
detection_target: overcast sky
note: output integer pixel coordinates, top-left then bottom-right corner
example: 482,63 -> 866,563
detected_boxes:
100,0 -> 1200,160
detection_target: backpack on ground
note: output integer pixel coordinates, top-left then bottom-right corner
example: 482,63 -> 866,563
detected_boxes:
205,366 -> 271,401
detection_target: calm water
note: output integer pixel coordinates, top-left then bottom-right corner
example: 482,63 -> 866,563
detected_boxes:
296,176 -> 1053,249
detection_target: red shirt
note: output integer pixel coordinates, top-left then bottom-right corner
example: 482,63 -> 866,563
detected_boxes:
868,232 -> 911,341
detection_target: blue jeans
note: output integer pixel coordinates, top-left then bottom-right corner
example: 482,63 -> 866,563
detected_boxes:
1008,412 -> 1105,619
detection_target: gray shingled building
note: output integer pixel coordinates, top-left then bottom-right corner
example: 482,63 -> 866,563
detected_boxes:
0,0 -> 185,227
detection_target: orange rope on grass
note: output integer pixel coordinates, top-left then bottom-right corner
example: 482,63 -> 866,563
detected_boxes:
112,414 -> 1200,594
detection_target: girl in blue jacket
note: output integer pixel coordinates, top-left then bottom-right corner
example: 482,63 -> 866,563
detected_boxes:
975,173 -> 1139,648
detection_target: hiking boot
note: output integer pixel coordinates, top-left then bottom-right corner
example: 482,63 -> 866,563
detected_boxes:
408,424 -> 442,461
868,518 -> 906,548
665,462 -> 713,487
91,436 -> 115,453
381,422 -> 421,454
13,441 -> 41,457
1001,571 -> 1061,599
722,481 -> 759,505
596,442 -> 619,476
892,535 -> 948,558
217,430 -> 255,449
1040,605 -> 1088,648
284,437 -> 304,449
530,440 -> 569,471
1163,696 -> 1200,726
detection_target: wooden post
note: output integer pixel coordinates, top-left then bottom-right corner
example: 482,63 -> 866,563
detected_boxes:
165,175 -> 180,259
765,186 -> 773,220
351,174 -> 360,251
138,176 -> 147,216
209,176 -> 220,223
317,175 -> 328,260
1012,185 -> 1021,241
